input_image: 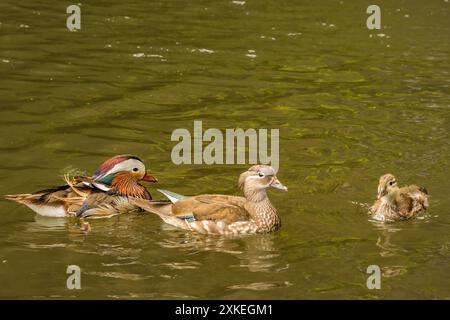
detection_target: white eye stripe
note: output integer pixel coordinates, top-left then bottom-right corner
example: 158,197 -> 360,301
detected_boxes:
245,175 -> 261,182
101,159 -> 144,177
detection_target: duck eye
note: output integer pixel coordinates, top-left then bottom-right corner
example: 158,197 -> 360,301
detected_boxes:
389,181 -> 395,186
132,168 -> 139,172
258,172 -> 264,177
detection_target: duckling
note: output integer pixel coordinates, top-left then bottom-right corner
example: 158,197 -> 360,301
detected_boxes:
369,174 -> 428,222
131,165 -> 287,235
5,154 -> 157,218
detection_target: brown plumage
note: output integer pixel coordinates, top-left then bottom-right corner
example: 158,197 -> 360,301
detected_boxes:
369,174 -> 429,222
5,155 -> 157,218
131,165 -> 288,235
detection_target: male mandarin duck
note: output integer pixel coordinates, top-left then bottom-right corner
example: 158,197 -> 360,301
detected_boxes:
131,165 -> 287,235
5,154 -> 157,218
369,174 -> 429,222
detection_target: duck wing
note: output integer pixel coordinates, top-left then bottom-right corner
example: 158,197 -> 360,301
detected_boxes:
130,194 -> 250,234
172,194 -> 250,224
396,185 -> 429,219
66,175 -> 148,218
75,195 -> 143,218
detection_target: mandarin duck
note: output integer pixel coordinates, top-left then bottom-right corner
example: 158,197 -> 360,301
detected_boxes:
5,154 -> 157,218
131,165 -> 287,235
369,174 -> 429,222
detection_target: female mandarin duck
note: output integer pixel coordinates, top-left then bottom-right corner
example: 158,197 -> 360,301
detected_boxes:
5,154 -> 157,218
131,165 -> 287,235
369,174 -> 428,222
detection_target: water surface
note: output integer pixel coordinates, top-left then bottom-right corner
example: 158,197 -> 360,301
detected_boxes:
0,0 -> 449,299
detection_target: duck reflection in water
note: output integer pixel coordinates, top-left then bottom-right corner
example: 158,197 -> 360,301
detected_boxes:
157,231 -> 287,273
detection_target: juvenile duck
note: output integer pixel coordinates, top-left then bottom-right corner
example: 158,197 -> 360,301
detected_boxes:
131,165 -> 287,235
369,174 -> 428,222
5,154 -> 157,218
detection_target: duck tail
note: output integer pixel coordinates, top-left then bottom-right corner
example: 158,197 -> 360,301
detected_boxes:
129,198 -> 172,215
4,193 -> 36,204
4,192 -> 68,217
5,184 -> 71,204
129,198 -> 193,229
419,186 -> 428,195
419,186 -> 429,209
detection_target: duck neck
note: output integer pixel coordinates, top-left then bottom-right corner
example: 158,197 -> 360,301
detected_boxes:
378,191 -> 399,219
244,186 -> 281,231
111,172 -> 150,199
382,189 -> 398,207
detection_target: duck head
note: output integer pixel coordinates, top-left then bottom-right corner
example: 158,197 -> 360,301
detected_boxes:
377,173 -> 399,200
239,165 -> 288,198
93,154 -> 157,185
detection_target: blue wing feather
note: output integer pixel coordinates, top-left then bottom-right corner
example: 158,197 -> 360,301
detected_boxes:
175,213 -> 196,222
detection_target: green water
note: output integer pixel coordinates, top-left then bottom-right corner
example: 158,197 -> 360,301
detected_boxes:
0,0 -> 449,299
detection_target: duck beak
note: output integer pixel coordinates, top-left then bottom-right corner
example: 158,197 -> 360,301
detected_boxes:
142,172 -> 158,183
377,186 -> 386,199
270,177 -> 288,191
